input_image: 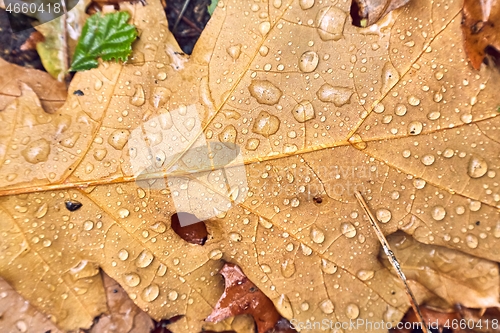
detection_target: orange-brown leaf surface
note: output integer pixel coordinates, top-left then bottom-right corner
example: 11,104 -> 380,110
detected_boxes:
0,0 -> 499,332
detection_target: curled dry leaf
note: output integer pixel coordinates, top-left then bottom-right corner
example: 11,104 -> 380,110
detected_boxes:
461,0 -> 500,69
0,57 -> 67,113
350,0 -> 410,27
206,263 -> 294,333
0,0 -> 499,332
383,232 -> 499,308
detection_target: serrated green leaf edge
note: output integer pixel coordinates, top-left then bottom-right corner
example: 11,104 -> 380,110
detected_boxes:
207,0 -> 219,16
70,11 -> 137,72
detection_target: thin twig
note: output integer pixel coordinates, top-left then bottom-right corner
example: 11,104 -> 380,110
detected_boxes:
354,191 -> 430,333
172,0 -> 192,33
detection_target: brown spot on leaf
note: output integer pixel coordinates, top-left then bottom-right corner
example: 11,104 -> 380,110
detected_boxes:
170,212 -> 208,245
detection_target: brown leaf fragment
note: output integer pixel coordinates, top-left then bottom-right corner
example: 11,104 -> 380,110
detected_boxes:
20,31 -> 45,51
0,277 -> 63,333
390,306 -> 462,333
171,212 -> 208,245
89,272 -> 154,333
456,304 -> 500,333
350,0 -> 410,27
0,57 -> 67,113
206,263 -> 296,333
461,0 -> 500,69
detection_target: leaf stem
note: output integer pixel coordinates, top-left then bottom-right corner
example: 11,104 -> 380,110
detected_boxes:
354,191 -> 430,333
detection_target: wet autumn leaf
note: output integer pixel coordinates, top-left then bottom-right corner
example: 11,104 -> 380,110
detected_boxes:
0,0 -> 499,332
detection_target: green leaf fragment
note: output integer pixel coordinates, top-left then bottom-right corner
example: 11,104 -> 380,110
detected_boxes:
70,11 -> 137,72
207,0 -> 219,16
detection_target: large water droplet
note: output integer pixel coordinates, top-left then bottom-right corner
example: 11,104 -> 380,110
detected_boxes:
252,111 -> 280,137
408,121 -> 423,135
150,87 -> 171,108
94,149 -> 107,161
141,284 -> 160,302
259,217 -> 273,229
83,220 -> 94,231
407,95 -> 421,106
317,84 -> 353,106
494,222 -> 500,238
413,179 -> 426,189
219,125 -> 237,143
124,273 -> 141,287
321,259 -> 338,274
465,234 -> 479,249
431,206 -> 446,221
229,232 -> 243,242
376,208 -> 392,223
118,249 -> 129,261
299,51 -> 319,72
316,6 -> 346,41
292,100 -> 315,122
227,44 -> 242,60
118,208 -> 130,218
22,138 -> 50,164
299,0 -> 314,9
341,222 -> 357,238
301,243 -> 313,256
150,221 -> 167,233
381,62 -> 400,93
35,203 -> 48,218
108,130 -> 130,150
348,134 -> 367,150
136,250 -> 154,268
209,249 -> 223,260
130,85 -> 146,106
259,21 -> 271,36
310,226 -> 325,243
15,320 -> 28,332
281,259 -> 296,278
248,80 -> 282,105
467,155 -> 488,178
356,269 -> 374,281
395,104 -> 407,116
421,154 -> 435,166
60,133 -> 81,148
319,299 -> 335,314
157,264 -> 168,277
276,294 -> 294,318
346,303 -> 360,319
168,290 -> 178,300
246,138 -> 260,151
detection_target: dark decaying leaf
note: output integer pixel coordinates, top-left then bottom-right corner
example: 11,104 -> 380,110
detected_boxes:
350,0 -> 410,27
461,0 -> 500,69
171,212 -> 208,245
206,263 -> 296,333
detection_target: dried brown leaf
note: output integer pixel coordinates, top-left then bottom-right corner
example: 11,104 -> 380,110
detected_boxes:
0,57 -> 67,113
461,0 -> 500,69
